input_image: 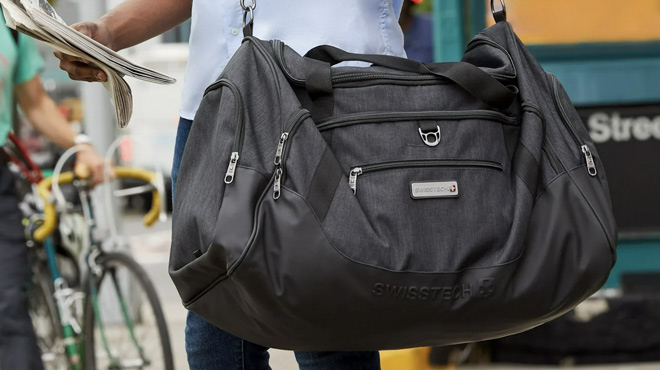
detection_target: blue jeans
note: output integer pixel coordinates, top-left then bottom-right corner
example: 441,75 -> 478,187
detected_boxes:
172,117 -> 380,370
0,165 -> 44,370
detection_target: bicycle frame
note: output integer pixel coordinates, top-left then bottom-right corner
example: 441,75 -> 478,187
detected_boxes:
4,134 -> 163,369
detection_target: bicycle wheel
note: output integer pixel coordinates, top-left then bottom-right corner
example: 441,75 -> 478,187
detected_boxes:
83,252 -> 174,370
28,263 -> 69,370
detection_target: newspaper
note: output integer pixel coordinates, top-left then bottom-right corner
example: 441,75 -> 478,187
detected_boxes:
1,0 -> 176,128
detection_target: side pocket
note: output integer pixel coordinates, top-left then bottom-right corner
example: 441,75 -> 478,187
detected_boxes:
211,167 -> 269,267
170,166 -> 269,304
172,82 -> 246,271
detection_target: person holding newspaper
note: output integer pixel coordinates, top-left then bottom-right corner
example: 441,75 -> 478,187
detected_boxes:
0,13 -> 108,370
55,1 -> 406,368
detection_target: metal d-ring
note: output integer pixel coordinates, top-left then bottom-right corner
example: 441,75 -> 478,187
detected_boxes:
240,0 -> 256,10
241,0 -> 256,28
490,0 -> 507,22
418,126 -> 441,147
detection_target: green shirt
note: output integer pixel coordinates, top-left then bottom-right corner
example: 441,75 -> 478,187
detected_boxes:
0,13 -> 44,145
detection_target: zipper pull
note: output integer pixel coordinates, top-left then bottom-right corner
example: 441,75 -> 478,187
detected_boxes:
273,168 -> 283,200
581,145 -> 597,177
224,152 -> 239,184
274,132 -> 289,165
349,167 -> 362,195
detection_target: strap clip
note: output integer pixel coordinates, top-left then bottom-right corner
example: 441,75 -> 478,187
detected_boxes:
491,0 -> 507,23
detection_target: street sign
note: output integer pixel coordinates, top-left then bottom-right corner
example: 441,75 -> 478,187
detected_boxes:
578,105 -> 660,235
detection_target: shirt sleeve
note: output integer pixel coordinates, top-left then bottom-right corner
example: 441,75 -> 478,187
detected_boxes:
14,34 -> 45,85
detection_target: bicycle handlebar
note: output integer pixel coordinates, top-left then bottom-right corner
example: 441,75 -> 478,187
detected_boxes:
33,167 -> 162,242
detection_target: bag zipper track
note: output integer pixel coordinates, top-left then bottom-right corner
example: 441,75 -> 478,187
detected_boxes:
272,110 -> 312,199
549,74 -> 597,176
317,110 -> 518,131
349,159 -> 503,195
202,79 -> 246,184
542,141 -> 561,174
521,102 -> 564,174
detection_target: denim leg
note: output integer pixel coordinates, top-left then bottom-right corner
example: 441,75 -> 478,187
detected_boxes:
0,166 -> 44,370
171,117 -> 194,197
172,117 -> 271,370
185,311 -> 271,370
294,351 -> 381,370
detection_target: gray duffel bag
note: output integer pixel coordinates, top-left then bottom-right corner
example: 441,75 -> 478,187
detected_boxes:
170,9 -> 617,350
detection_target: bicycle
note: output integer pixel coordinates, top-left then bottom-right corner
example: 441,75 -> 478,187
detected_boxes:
3,133 -> 175,370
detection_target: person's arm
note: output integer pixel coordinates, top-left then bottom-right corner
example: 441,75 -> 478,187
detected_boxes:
54,0 -> 192,82
97,0 -> 192,51
14,76 -> 110,184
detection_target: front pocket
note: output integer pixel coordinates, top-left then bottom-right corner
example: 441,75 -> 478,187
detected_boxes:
321,158 -> 518,273
317,110 -> 518,131
348,159 -> 503,195
314,111 -> 515,171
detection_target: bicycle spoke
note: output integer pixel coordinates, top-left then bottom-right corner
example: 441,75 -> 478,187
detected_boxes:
84,253 -> 173,370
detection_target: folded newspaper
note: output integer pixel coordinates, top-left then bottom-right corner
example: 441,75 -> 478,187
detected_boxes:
1,0 -> 176,128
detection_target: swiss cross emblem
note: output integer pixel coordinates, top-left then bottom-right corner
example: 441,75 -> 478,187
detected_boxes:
478,278 -> 495,298
450,185 -> 457,192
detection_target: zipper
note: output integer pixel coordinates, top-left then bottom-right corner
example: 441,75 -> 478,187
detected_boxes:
272,110 -> 311,199
550,74 -> 597,177
581,145 -> 597,176
348,159 -> 503,195
273,133 -> 288,166
273,40 -> 305,86
224,152 -> 240,184
201,79 -> 245,184
317,110 -> 518,131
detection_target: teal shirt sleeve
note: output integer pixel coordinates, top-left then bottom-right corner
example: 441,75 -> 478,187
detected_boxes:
14,34 -> 44,85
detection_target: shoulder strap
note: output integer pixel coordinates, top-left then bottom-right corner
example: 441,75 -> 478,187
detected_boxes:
305,44 -> 516,110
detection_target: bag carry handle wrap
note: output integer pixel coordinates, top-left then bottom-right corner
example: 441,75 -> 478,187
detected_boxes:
305,44 -> 516,111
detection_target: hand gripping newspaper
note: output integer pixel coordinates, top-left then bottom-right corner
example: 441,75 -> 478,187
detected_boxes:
1,0 -> 176,128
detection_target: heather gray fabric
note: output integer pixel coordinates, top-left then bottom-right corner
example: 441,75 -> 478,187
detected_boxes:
170,21 -> 616,350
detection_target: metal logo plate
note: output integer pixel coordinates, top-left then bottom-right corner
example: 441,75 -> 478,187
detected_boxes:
410,181 -> 459,199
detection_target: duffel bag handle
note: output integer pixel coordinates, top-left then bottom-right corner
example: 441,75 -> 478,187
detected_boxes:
305,44 -> 516,111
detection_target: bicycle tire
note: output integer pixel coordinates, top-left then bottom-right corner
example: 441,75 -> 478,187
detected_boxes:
82,252 -> 174,370
28,262 -> 70,370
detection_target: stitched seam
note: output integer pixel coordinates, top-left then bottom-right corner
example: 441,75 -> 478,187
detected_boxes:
241,340 -> 245,370
379,0 -> 392,55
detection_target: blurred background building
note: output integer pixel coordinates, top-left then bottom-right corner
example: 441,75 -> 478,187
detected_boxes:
13,0 -> 660,368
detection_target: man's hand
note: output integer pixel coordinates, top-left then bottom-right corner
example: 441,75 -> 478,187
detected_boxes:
75,145 -> 114,186
53,22 -> 114,83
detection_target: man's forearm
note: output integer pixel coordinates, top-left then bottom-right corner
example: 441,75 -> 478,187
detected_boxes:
99,0 -> 192,51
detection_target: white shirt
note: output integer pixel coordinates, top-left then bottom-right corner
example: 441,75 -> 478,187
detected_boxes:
179,0 -> 406,120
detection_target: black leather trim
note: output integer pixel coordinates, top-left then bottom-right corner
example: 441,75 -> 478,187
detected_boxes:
170,166 -> 271,304
183,173 -> 613,349
565,166 -> 618,258
306,147 -> 343,223
513,142 -> 540,195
